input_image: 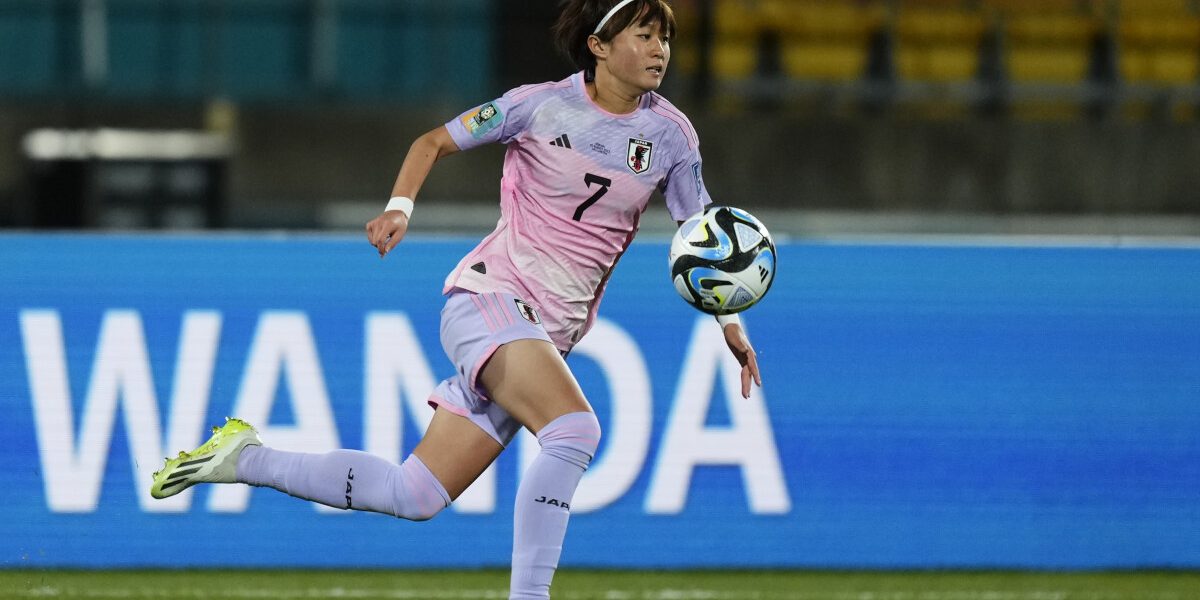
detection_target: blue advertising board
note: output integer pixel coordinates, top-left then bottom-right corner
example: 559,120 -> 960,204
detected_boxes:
1,234 -> 1198,569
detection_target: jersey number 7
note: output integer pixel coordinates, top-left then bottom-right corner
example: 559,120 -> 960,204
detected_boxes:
573,173 -> 612,221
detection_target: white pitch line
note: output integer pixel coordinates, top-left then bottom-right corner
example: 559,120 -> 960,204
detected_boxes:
11,588 -> 1189,600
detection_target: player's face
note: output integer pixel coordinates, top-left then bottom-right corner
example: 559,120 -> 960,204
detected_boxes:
606,19 -> 671,92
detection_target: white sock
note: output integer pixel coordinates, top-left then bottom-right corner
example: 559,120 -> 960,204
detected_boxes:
509,412 -> 602,600
237,446 -> 449,521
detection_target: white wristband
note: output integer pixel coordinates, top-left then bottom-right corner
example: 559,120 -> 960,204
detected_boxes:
715,313 -> 741,328
385,196 -> 414,218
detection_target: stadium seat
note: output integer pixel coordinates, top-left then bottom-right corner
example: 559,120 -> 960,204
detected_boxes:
1116,0 -> 1193,14
894,1 -> 989,82
714,0 -> 760,37
1115,0 -> 1200,85
982,0 -> 1101,84
711,39 -> 759,80
763,0 -> 885,82
712,0 -> 764,80
1007,22 -> 1096,83
671,0 -> 701,74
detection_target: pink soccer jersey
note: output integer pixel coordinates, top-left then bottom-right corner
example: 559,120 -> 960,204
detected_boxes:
443,71 -> 712,353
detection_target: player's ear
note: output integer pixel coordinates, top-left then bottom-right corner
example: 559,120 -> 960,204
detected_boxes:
587,34 -> 609,61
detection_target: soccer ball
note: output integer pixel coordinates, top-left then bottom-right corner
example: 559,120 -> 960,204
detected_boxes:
669,206 -> 776,315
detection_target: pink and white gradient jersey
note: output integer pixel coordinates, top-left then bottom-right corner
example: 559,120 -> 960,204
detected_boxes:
443,71 -> 712,353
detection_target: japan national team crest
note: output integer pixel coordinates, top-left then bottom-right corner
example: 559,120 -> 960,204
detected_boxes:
514,299 -> 541,325
627,138 -> 654,174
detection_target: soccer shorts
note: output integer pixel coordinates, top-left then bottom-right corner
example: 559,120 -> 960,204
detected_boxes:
427,290 -> 553,446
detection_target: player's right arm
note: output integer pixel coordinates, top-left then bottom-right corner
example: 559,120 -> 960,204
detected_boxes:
366,125 -> 461,258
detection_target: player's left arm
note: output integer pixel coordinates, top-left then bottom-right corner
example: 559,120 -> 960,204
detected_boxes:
665,134 -> 761,398
721,314 -> 761,400
675,218 -> 762,399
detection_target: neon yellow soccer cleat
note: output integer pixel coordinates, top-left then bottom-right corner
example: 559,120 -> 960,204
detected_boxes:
150,417 -> 262,499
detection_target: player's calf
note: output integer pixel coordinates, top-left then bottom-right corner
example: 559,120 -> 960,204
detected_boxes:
152,419 -> 451,521
235,446 -> 451,521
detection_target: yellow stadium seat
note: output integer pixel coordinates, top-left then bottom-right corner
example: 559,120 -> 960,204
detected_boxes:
1153,50 -> 1200,82
977,0 -> 1102,84
1115,0 -> 1200,87
711,40 -> 758,80
1007,14 -> 1099,83
981,0 -> 1084,13
669,0 -> 701,75
706,0 -> 764,81
1008,48 -> 1092,82
714,0 -> 761,37
761,0 -> 884,81
762,0 -> 883,38
894,5 -> 988,82
1117,10 -> 1200,84
1116,0 -> 1192,16
782,42 -> 870,81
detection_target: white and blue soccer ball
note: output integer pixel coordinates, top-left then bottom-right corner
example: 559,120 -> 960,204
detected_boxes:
669,206 -> 776,316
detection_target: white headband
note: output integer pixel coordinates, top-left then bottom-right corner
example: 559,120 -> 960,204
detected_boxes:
593,0 -> 637,34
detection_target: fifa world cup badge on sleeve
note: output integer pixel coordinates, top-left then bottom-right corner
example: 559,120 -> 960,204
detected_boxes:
463,103 -> 503,139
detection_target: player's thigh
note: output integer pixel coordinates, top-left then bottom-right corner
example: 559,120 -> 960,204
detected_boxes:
478,338 -> 592,435
412,407 -> 504,500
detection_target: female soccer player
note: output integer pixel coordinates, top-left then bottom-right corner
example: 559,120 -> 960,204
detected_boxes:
152,1 -> 761,597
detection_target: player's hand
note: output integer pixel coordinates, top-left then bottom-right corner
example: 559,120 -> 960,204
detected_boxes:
365,210 -> 410,258
722,322 -> 761,399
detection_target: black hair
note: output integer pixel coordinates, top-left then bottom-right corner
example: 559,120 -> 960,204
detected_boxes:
552,0 -> 677,74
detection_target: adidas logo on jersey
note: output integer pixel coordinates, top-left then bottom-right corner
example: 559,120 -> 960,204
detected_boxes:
549,134 -> 572,149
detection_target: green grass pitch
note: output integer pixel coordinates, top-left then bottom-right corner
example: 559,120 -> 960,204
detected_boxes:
2,570 -> 1197,599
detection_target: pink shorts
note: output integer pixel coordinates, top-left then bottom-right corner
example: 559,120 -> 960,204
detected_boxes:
427,290 -> 554,446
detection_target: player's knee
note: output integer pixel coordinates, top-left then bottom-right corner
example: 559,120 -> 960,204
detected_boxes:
392,458 -> 450,522
398,500 -> 444,522
537,411 -> 602,469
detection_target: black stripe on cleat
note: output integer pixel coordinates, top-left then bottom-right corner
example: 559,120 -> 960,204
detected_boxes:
178,455 -> 215,468
160,478 -> 193,491
165,467 -> 203,482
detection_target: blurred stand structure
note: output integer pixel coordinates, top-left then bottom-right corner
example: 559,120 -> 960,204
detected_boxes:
0,0 -> 1198,236
22,127 -> 230,228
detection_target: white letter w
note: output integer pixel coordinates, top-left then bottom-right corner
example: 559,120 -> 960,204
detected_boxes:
20,310 -> 221,513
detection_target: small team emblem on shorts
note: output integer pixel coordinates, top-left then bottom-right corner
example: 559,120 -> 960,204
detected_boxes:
514,299 -> 541,325
627,137 -> 653,174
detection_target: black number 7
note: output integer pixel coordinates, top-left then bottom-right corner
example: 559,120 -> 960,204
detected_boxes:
573,173 -> 612,221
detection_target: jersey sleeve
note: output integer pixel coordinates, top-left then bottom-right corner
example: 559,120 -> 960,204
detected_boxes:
661,146 -> 713,222
445,87 -> 538,151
